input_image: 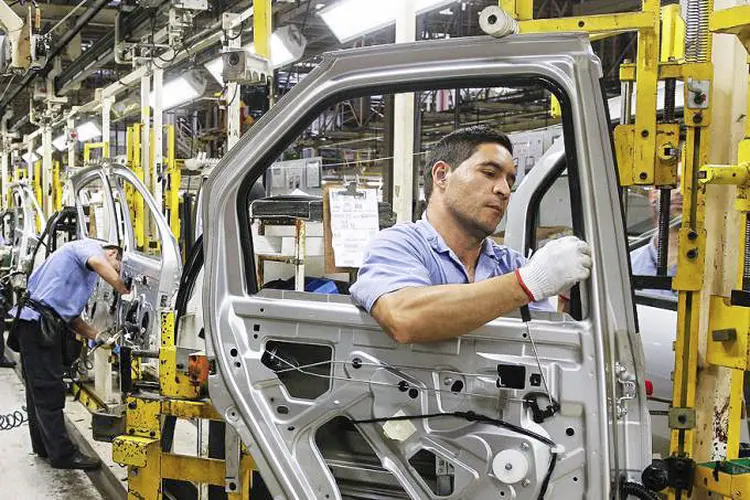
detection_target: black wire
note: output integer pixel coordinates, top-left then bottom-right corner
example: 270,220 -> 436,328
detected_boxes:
352,410 -> 559,499
224,84 -> 239,107
353,410 -> 556,447
222,19 -> 244,41
0,407 -> 27,431
537,452 -> 558,499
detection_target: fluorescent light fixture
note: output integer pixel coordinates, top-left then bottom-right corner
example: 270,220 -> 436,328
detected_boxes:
204,26 -> 307,85
35,145 -> 43,155
21,152 -> 39,164
319,0 -> 457,43
149,72 -> 206,110
52,134 -> 67,151
76,121 -> 102,142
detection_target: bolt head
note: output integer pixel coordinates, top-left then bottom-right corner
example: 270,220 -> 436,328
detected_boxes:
522,479 -> 531,487
505,463 -> 513,470
521,442 -> 530,451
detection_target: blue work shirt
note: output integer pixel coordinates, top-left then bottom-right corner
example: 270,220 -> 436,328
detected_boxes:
630,238 -> 677,298
350,215 -> 553,313
10,239 -> 105,322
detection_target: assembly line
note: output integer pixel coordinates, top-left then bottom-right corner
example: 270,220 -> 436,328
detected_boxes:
0,0 -> 748,499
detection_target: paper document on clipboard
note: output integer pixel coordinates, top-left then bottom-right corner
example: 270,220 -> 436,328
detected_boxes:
329,187 -> 379,268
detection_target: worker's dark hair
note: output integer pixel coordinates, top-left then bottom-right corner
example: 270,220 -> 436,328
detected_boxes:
102,244 -> 123,260
422,125 -> 513,202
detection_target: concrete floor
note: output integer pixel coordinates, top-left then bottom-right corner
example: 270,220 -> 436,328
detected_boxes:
0,366 -> 104,500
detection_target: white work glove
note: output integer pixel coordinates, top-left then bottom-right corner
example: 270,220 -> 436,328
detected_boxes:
516,235 -> 592,301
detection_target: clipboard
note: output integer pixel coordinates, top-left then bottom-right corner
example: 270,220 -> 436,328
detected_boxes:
323,182 -> 378,275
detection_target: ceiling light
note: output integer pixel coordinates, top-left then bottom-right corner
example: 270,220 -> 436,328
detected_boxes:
35,145 -> 44,156
319,0 -> 457,43
52,134 -> 67,151
21,152 -> 39,164
149,72 -> 206,110
204,26 -> 307,85
76,121 -> 102,142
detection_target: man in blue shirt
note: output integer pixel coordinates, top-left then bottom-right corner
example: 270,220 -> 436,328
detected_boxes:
351,125 -> 592,343
10,239 -> 129,470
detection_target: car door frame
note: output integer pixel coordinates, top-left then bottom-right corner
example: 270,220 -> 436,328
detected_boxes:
68,164 -> 182,349
202,33 -> 648,499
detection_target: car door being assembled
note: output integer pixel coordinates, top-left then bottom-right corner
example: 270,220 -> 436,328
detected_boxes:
68,163 -> 182,350
203,34 -> 649,499
9,181 -> 46,275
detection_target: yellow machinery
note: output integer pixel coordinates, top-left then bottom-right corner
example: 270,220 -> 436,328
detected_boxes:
112,311 -> 256,499
113,121 -> 257,498
110,1 -> 274,489
51,161 -> 62,212
164,124 -> 180,241
499,0 -> 750,498
126,123 -> 146,251
83,141 -> 110,162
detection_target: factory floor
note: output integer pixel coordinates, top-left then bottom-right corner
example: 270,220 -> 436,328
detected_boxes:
0,365 -> 104,499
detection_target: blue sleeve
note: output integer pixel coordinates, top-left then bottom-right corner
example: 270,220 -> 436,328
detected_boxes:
72,240 -> 105,269
350,227 -> 432,313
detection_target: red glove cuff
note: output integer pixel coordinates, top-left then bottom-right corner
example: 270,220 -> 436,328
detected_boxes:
515,269 -> 536,302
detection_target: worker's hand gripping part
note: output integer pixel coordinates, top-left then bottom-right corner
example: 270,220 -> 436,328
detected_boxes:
349,125 -> 592,344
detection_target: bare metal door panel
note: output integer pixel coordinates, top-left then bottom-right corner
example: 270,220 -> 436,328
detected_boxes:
68,164 -> 182,349
202,34 -> 648,499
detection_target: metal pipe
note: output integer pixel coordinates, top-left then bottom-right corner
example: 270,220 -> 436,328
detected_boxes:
0,0 -> 111,114
619,60 -> 633,214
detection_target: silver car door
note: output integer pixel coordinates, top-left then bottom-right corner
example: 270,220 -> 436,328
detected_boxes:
68,166 -> 120,332
203,34 -> 649,500
105,164 -> 182,350
9,182 -> 46,274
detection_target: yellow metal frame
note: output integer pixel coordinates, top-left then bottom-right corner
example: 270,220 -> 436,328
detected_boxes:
83,141 -> 110,163
163,125 -> 180,241
128,124 -> 146,250
51,161 -> 62,212
497,2 -> 746,499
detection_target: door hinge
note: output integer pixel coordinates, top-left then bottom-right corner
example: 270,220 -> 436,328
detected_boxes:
615,362 -> 637,419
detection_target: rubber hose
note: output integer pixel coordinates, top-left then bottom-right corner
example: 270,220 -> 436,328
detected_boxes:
621,481 -> 661,500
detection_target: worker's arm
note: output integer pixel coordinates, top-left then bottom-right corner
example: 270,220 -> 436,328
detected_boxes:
371,273 -> 529,343
367,236 -> 592,343
87,255 -> 129,295
69,315 -> 98,340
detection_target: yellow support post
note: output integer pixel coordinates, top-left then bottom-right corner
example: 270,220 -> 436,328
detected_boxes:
692,65 -> 750,496
131,123 -> 146,251
159,311 -> 199,399
51,161 -> 62,211
165,125 -> 180,241
84,142 -> 110,163
499,0 -> 532,21
660,4 -> 686,62
253,0 -> 272,60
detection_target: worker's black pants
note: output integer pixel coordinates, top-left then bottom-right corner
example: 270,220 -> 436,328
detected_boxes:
15,318 -> 76,462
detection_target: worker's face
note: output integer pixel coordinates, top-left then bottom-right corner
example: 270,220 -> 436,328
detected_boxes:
434,143 -> 516,238
648,186 -> 683,225
106,249 -> 122,273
